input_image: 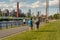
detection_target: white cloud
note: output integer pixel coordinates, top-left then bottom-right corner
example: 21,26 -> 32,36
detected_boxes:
43,0 -> 59,6
10,0 -> 29,2
49,0 -> 58,6
0,2 -> 9,8
31,1 -> 40,8
20,1 -> 43,8
28,0 -> 58,8
0,2 -> 16,11
0,0 -> 59,12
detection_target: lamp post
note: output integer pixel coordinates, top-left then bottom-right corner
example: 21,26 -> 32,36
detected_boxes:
59,0 -> 60,19
46,0 -> 49,22
59,0 -> 60,13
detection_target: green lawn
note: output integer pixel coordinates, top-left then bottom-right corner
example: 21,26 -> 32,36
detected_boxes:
3,20 -> 60,40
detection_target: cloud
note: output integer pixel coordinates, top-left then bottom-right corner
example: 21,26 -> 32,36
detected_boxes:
31,1 -> 40,8
0,2 -> 17,11
0,2 -> 9,8
49,0 -> 58,6
0,0 -> 59,12
10,0 -> 29,2
19,1 -> 41,8
24,0 -> 59,8
0,2 -> 11,11
43,0 -> 58,7
19,1 -> 44,8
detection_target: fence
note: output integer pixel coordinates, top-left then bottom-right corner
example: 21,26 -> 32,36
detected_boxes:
0,19 -> 29,29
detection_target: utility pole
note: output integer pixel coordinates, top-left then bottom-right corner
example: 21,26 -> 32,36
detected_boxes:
59,0 -> 60,13
59,0 -> 60,19
46,0 -> 49,22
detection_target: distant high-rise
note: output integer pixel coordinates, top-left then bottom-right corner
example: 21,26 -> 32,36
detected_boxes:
11,9 -> 16,17
19,9 -> 22,14
16,2 -> 19,17
3,9 -> 9,16
27,9 -> 31,17
37,11 -> 39,17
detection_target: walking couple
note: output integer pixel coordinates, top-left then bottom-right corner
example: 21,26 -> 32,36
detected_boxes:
28,17 -> 41,30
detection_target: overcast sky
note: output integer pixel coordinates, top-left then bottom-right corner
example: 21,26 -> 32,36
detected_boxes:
0,0 -> 59,15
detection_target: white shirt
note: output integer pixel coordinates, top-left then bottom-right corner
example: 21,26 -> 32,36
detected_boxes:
23,19 -> 25,22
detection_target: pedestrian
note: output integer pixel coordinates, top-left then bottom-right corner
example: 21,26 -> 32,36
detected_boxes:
28,18 -> 33,30
23,18 -> 26,25
35,18 -> 40,30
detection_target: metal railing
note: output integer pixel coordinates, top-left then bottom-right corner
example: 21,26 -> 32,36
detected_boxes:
0,20 -> 29,29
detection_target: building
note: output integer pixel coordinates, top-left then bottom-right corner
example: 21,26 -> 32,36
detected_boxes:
37,11 -> 40,17
16,2 -> 19,17
0,9 -> 2,16
3,9 -> 9,17
10,9 -> 16,17
27,9 -> 31,17
10,9 -> 23,17
18,9 -> 22,17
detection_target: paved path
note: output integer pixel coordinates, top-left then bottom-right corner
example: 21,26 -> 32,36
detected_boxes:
0,22 -> 46,40
0,26 -> 29,39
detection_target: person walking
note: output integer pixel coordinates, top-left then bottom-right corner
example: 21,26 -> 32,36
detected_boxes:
35,18 -> 40,30
23,18 -> 26,26
28,18 -> 33,30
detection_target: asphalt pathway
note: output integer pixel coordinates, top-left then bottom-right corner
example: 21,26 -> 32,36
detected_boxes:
0,23 -> 42,40
0,26 -> 29,39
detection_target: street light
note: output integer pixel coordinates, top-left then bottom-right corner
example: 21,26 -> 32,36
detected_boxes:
59,0 -> 60,19
46,0 -> 49,22
59,0 -> 60,13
